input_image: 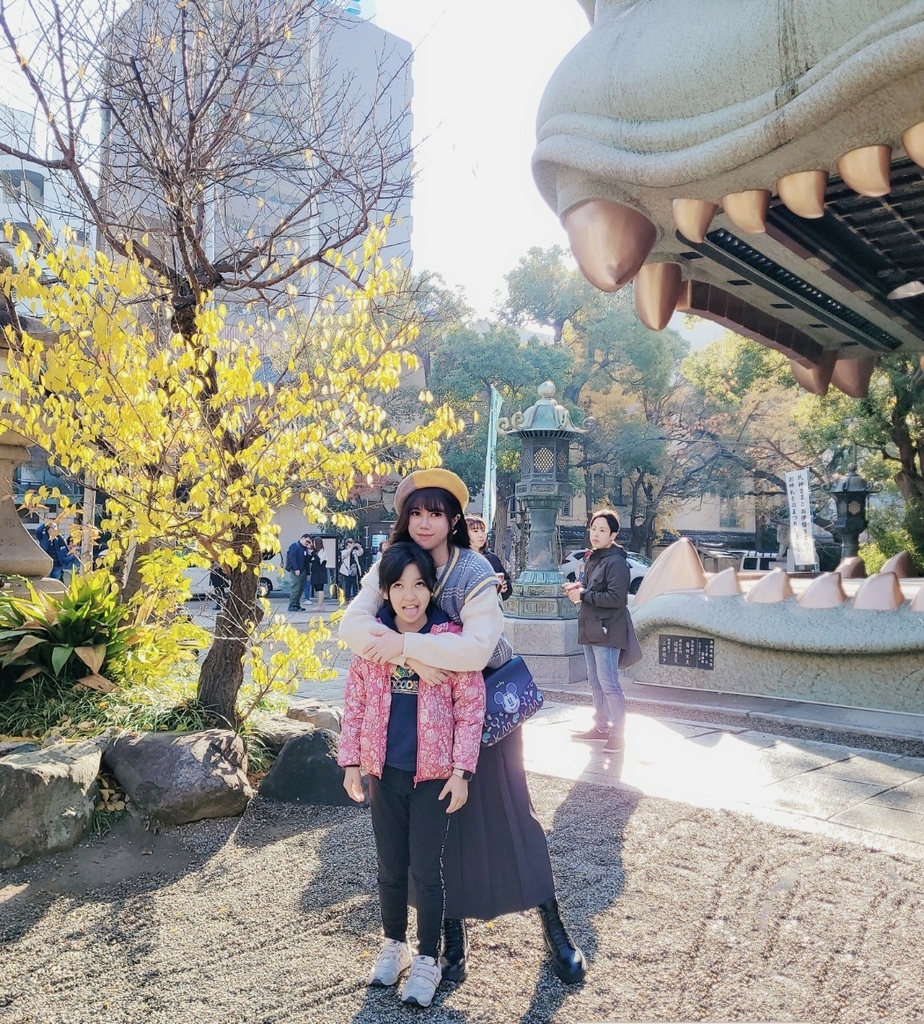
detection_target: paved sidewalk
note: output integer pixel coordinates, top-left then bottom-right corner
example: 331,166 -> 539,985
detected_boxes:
191,600 -> 924,861
283,616 -> 924,862
523,701 -> 924,860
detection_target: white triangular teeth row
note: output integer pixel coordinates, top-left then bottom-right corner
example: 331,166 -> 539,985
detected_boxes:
634,538 -> 924,610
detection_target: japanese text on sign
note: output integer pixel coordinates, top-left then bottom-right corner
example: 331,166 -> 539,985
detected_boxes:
658,635 -> 715,670
785,467 -> 817,569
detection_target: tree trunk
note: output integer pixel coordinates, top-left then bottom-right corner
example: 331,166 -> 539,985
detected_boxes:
198,562 -> 261,728
121,538 -> 153,602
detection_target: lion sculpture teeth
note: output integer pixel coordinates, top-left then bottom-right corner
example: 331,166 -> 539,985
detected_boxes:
534,0 -> 924,395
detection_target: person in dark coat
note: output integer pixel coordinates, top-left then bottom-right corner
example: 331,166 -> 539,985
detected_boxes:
285,533 -> 312,611
464,514 -> 512,601
338,539 -> 364,601
309,536 -> 329,612
564,509 -> 631,753
36,522 -> 69,581
209,563 -> 228,611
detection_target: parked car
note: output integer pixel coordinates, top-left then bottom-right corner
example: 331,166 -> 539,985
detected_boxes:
730,549 -> 781,571
183,554 -> 285,599
559,548 -> 652,594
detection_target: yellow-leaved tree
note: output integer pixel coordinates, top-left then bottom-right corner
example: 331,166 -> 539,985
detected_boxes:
0,223 -> 462,725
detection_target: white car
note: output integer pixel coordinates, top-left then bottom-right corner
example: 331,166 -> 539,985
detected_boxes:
559,548 -> 652,594
183,556 -> 284,599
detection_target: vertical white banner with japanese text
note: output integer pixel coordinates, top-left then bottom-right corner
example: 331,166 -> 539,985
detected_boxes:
785,468 -> 818,569
482,385 -> 504,529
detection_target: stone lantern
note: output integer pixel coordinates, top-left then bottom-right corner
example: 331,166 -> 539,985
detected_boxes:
830,463 -> 873,559
0,301 -> 63,595
501,381 -> 589,619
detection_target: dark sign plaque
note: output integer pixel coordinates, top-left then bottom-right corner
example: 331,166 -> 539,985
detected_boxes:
658,634 -> 715,670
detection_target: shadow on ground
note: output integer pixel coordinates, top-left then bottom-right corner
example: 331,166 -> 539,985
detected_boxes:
4,776 -> 924,1023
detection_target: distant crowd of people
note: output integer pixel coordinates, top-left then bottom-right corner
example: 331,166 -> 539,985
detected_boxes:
281,534 -> 369,612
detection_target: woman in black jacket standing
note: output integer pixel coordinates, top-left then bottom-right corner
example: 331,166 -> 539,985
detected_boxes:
464,514 -> 513,601
564,509 -> 631,754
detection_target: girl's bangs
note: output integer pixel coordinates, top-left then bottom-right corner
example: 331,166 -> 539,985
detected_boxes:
404,487 -> 454,517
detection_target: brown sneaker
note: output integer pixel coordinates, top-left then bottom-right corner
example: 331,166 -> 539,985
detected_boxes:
572,728 -> 610,741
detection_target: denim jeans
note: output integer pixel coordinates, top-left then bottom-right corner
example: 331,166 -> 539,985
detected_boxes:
582,644 -> 626,737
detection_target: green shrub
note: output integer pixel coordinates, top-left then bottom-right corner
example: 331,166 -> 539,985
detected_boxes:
863,503 -> 921,574
0,571 -> 142,700
858,542 -> 886,575
0,571 -> 210,739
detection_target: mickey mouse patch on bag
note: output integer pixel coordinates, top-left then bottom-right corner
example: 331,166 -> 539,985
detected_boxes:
481,656 -> 543,746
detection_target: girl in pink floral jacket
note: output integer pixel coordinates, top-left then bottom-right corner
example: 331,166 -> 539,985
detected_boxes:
338,541 -> 484,1008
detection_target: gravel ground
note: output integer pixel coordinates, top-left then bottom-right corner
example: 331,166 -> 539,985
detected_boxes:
1,775 -> 923,1024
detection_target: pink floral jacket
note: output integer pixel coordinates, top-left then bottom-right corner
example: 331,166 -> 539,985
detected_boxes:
337,621 -> 485,785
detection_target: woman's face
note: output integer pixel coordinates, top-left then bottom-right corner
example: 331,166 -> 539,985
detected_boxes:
589,517 -> 617,550
408,505 -> 453,553
466,519 -> 487,551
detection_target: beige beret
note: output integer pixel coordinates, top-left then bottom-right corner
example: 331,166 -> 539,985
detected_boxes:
393,469 -> 470,515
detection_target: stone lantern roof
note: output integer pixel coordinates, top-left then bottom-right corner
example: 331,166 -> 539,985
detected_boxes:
500,381 -> 588,438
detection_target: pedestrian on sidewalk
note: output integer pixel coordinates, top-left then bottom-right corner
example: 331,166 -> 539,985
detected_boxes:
340,468 -> 586,989
209,562 -> 229,611
309,536 -> 329,612
338,540 -> 485,1008
464,514 -> 512,601
285,533 -> 312,611
338,538 -> 364,602
564,509 -> 631,754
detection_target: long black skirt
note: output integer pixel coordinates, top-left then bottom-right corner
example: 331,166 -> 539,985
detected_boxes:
441,725 -> 555,920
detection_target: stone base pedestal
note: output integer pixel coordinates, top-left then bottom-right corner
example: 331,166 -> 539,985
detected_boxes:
502,615 -> 587,689
0,431 -> 64,595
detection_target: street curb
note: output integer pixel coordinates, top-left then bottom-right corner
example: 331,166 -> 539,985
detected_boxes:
540,688 -> 924,758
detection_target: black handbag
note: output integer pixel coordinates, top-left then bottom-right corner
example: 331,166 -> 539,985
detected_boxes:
481,655 -> 544,747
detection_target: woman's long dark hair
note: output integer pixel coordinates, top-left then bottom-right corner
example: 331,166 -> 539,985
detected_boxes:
391,486 -> 471,549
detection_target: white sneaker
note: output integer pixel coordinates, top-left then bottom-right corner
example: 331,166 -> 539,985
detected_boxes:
368,938 -> 413,987
400,955 -> 442,1007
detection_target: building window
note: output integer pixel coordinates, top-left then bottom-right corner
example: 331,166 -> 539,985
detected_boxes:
719,497 -> 745,529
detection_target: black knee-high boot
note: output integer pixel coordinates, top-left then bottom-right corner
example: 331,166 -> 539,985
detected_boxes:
440,918 -> 468,982
537,898 -> 586,984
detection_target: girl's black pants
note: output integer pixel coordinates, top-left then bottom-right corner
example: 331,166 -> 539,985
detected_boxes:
368,766 -> 450,959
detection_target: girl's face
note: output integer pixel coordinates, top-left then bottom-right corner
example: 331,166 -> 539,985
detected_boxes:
385,562 -> 431,632
589,517 -> 617,550
408,505 -> 454,554
466,520 -> 487,551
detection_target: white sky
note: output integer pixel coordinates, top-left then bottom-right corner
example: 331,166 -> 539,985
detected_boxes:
373,0 -> 590,318
373,0 -> 721,346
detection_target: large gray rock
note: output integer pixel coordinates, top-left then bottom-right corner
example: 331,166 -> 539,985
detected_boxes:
252,714 -> 315,755
287,701 -> 342,733
0,740 -> 40,758
0,738 -> 104,870
259,730 -> 353,806
104,729 -> 253,825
